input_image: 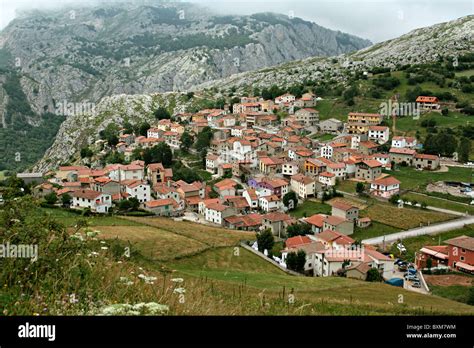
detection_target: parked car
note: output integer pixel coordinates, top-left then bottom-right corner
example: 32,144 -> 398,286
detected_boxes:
412,281 -> 422,288
404,274 -> 418,281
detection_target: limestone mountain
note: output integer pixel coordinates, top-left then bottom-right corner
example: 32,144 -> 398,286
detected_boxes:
0,1 -> 372,171
30,14 -> 474,173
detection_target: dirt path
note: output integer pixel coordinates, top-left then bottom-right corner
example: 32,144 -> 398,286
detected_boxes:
424,274 -> 473,287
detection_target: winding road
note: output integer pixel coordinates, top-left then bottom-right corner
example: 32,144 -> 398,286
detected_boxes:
362,215 -> 474,245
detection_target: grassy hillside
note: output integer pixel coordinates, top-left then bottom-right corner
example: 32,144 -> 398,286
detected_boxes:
2,200 -> 473,315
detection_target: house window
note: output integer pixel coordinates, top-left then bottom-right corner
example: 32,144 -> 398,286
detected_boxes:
460,256 -> 465,261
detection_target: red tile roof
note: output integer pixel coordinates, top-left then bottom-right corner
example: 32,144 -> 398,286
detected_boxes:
285,235 -> 312,249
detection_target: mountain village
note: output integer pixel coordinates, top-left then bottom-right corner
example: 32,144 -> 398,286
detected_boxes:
16,91 -> 473,283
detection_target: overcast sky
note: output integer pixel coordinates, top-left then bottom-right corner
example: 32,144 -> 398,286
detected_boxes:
0,0 -> 472,42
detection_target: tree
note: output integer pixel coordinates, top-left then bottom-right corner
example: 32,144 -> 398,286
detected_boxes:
61,193 -> 72,207
441,108 -> 449,116
256,229 -> 274,254
286,250 -> 306,273
366,268 -> 383,282
180,131 -> 194,152
138,122 -> 151,137
195,127 -> 213,151
154,107 -> 171,120
389,194 -> 400,205
118,197 -> 140,212
426,257 -> 433,272
143,143 -> 173,166
283,191 -> 298,211
44,192 -> 58,205
122,121 -> 134,134
356,182 -> 365,194
458,136 -> 471,163
286,223 -> 311,238
80,147 -> 93,158
468,287 -> 474,306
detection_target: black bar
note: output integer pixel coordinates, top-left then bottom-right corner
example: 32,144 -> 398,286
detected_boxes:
0,316 -> 471,346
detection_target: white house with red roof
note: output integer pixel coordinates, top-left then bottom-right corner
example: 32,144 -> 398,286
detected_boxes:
145,198 -> 180,216
318,171 -> 336,187
305,214 -> 327,234
71,190 -> 112,213
122,180 -> 151,203
290,174 -> 317,199
243,188 -> 259,209
259,195 -> 281,212
370,176 -> 401,199
391,136 -> 417,149
204,203 -> 235,225
368,125 -> 389,144
416,96 -> 440,110
275,93 -> 296,105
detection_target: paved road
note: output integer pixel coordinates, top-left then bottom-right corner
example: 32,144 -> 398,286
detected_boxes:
362,215 -> 474,245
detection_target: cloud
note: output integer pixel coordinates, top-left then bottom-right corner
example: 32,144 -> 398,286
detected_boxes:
0,0 -> 472,42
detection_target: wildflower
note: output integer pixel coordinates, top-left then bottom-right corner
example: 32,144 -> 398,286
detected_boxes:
173,287 -> 186,294
101,247 -> 108,250
171,278 -> 184,283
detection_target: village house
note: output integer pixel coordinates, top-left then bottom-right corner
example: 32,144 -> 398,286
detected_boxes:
416,96 -> 440,111
323,215 -> 354,236
413,153 -> 440,170
153,183 -> 181,205
206,154 -> 220,173
294,108 -> 319,127
282,161 -> 299,176
444,235 -> 474,273
305,214 -> 327,234
290,174 -> 317,199
370,176 -> 401,199
198,198 -> 221,215
262,212 -> 294,238
305,158 -> 327,177
145,198 -> 181,216
391,136 -> 417,149
330,201 -> 359,222
259,157 -> 284,175
368,126 -> 389,144
416,235 -> 474,274
313,229 -> 355,249
259,195 -> 281,212
355,160 -> 382,182
346,112 -> 383,134
389,147 -> 416,165
71,190 -> 112,213
224,213 -> 263,231
121,180 -> 151,203
358,141 -> 379,155
275,93 -> 296,105
319,118 -> 343,134
147,163 -> 173,186
318,171 -> 336,187
205,203 -> 236,225
243,188 -> 259,209
93,177 -> 121,196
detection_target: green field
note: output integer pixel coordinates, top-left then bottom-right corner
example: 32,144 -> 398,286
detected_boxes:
391,166 -> 473,191
40,207 -> 143,227
389,225 -> 474,261
352,221 -> 400,241
290,200 -> 331,218
336,180 -> 358,194
430,285 -> 473,305
401,192 -> 474,214
5,202 -> 474,315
